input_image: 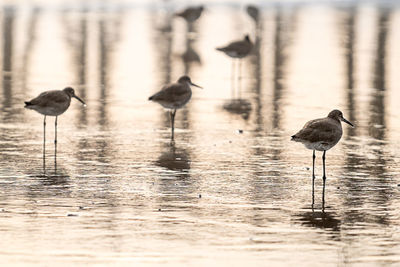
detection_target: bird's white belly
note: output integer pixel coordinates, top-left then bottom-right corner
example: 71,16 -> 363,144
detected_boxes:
32,103 -> 70,116
159,98 -> 190,110
304,141 -> 337,151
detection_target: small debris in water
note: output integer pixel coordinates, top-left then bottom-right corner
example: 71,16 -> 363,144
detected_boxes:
337,187 -> 340,189
67,213 -> 78,217
158,208 -> 161,211
238,129 -> 243,134
199,194 -> 202,198
79,206 -> 85,210
306,167 -> 310,170
397,184 -> 400,187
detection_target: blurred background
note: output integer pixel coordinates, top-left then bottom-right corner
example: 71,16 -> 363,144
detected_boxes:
1,0 -> 400,265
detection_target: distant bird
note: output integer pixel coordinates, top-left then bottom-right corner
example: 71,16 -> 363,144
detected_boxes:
216,35 -> 253,93
175,6 -> 204,23
291,109 -> 354,202
149,76 -> 202,141
246,5 -> 260,23
216,35 -> 253,59
24,87 -> 86,169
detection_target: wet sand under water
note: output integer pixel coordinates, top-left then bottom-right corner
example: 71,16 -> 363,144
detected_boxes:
1,1 -> 400,266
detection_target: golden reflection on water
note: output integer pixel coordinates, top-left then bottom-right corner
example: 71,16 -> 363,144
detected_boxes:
1,1 -> 400,265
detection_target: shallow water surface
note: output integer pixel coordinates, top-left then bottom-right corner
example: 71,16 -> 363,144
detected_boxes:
1,1 -> 400,266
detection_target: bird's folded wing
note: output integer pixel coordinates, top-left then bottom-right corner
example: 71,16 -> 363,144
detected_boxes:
31,91 -> 69,106
152,84 -> 188,101
220,41 -> 244,52
296,119 -> 338,143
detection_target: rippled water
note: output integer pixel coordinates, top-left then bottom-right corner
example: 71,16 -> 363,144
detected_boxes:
1,1 -> 400,266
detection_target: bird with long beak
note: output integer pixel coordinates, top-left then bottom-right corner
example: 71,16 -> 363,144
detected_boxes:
25,87 -> 86,170
291,109 -> 354,205
149,76 -> 202,141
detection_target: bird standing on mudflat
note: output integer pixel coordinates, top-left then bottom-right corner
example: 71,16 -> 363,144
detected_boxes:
25,87 -> 86,170
149,76 -> 202,141
291,109 -> 354,204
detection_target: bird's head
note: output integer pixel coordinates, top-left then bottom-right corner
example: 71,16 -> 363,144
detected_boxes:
178,76 -> 202,89
328,109 -> 353,127
63,87 -> 86,106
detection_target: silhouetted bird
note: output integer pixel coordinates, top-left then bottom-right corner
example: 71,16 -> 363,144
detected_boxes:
291,109 -> 354,199
175,6 -> 204,23
149,76 -> 202,140
24,87 -> 86,168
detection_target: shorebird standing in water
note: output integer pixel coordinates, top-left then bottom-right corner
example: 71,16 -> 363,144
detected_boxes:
149,76 -> 202,141
216,35 -> 253,95
25,87 -> 86,171
291,109 -> 354,205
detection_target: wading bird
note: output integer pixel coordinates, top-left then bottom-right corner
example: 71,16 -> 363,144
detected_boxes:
149,76 -> 202,141
216,35 -> 253,93
291,109 -> 354,205
25,87 -> 86,170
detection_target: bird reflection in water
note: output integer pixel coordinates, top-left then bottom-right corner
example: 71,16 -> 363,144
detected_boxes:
295,206 -> 341,233
181,38 -> 201,66
222,99 -> 252,120
154,142 -> 193,208
155,142 -> 190,174
180,15 -> 201,75
28,165 -> 70,190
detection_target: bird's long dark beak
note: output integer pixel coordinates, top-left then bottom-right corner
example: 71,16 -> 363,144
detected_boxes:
73,95 -> 86,106
190,82 -> 203,89
341,117 -> 354,127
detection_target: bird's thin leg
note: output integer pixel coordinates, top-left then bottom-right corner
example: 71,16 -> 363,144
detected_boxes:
170,109 -> 176,141
43,115 -> 46,173
322,150 -> 326,205
312,150 -> 316,209
238,58 -> 242,98
231,59 -> 235,98
54,116 -> 58,173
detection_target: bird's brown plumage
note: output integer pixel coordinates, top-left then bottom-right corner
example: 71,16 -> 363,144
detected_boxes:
291,109 -> 353,151
216,35 -> 253,58
148,76 -> 201,110
24,87 -> 85,116
149,83 -> 192,109
175,6 -> 204,23
29,90 -> 70,106
292,118 -> 342,146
